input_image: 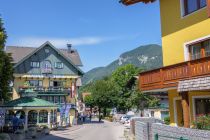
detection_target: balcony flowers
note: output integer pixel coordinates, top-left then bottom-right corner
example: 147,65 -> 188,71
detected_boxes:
193,114 -> 210,130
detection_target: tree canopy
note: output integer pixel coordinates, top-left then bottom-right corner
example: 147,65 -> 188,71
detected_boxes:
81,64 -> 159,118
0,17 -> 13,102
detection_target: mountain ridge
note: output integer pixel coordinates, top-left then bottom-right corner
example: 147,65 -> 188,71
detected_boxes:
82,44 -> 163,85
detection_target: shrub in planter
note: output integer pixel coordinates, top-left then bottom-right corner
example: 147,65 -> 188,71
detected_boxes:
193,115 -> 210,130
164,116 -> 170,125
14,130 -> 25,140
0,133 -> 11,140
28,127 -> 37,138
41,125 -> 50,135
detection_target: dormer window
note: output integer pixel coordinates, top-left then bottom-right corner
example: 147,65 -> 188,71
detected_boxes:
183,0 -> 206,16
31,61 -> 40,68
55,62 -> 64,69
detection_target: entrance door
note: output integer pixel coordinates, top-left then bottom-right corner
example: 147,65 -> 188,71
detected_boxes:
176,100 -> 184,127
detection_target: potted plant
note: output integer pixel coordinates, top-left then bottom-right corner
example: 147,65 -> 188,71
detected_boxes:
14,129 -> 25,140
0,133 -> 11,140
41,125 -> 50,135
28,127 -> 37,138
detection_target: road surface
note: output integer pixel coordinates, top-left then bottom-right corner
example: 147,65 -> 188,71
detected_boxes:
40,119 -> 126,140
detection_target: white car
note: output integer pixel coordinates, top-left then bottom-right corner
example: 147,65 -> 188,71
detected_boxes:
120,115 -> 133,124
124,119 -> 131,128
120,116 -> 128,124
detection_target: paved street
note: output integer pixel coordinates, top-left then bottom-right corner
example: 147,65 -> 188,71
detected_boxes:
40,119 -> 126,140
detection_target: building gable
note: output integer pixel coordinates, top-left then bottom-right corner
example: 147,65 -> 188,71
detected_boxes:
14,41 -> 84,76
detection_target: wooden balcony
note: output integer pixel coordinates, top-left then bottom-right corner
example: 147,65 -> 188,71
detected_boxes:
139,56 -> 210,91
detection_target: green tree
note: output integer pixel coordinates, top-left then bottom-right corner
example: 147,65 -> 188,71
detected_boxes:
84,95 -> 95,121
0,17 -> 13,102
111,64 -> 140,112
91,79 -> 118,121
78,82 -> 94,100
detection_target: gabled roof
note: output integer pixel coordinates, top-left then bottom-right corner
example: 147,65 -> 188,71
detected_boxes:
120,0 -> 156,5
9,41 -> 84,75
6,43 -> 83,66
3,97 -> 57,107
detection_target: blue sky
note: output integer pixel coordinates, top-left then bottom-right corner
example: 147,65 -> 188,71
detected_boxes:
0,0 -> 161,72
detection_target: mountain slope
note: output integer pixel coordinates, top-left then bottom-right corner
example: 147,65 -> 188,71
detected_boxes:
82,44 -> 163,85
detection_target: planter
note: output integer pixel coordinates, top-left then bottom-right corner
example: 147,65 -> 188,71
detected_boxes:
14,130 -> 25,140
0,133 -> 11,140
43,128 -> 50,135
28,127 -> 37,138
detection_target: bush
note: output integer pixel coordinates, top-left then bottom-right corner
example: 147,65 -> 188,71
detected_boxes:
0,133 -> 11,140
164,116 -> 170,125
193,115 -> 210,130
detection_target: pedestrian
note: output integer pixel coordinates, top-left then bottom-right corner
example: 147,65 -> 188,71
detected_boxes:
12,114 -> 18,132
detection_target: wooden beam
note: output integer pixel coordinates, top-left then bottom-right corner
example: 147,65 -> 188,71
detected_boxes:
180,92 -> 190,128
207,0 -> 210,17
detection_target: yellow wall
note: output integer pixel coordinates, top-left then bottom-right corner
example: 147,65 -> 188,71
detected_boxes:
69,109 -> 76,126
13,78 -> 25,99
159,0 -> 210,66
168,90 -> 180,126
168,90 -> 210,126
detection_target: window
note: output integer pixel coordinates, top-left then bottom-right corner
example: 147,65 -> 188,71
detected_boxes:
195,98 -> 210,117
55,62 -> 64,69
60,96 -> 65,103
204,40 -> 210,57
49,96 -> 54,103
54,96 -> 59,104
39,110 -> 48,123
28,80 -> 43,87
31,61 -> 40,68
188,39 -> 210,60
50,81 -> 63,87
183,0 -> 206,16
190,43 -> 201,60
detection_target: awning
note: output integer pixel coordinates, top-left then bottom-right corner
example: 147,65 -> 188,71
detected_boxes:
1,97 -> 57,110
178,77 -> 210,92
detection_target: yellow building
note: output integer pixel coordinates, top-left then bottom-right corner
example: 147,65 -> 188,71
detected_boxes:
122,0 -> 210,128
5,41 -> 83,127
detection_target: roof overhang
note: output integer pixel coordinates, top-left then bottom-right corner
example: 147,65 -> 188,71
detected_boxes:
120,0 -> 156,5
141,87 -> 176,93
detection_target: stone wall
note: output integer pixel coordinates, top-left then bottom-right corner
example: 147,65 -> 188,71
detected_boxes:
134,117 -> 164,140
135,121 -> 148,140
152,123 -> 210,140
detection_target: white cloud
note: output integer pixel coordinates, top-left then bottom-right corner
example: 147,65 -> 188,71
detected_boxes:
12,36 -> 109,48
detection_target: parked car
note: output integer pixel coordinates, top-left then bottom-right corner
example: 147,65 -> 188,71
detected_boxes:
120,115 -> 133,124
124,119 -> 131,128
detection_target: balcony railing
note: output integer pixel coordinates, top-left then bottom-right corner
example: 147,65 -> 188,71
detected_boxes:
19,86 -> 71,96
139,56 -> 210,91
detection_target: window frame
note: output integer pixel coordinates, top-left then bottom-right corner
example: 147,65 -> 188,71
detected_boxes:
27,80 -> 43,87
188,38 -> 210,60
54,62 -> 64,69
30,61 -> 40,68
182,0 -> 207,16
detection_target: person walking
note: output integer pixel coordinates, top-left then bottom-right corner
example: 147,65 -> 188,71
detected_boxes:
12,114 -> 18,132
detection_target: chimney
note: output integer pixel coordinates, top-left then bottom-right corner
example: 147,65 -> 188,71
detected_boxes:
67,44 -> 72,53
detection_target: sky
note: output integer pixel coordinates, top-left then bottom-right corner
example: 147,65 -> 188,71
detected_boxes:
0,0 -> 161,72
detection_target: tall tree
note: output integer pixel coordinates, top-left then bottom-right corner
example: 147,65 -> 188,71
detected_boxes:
0,17 -> 13,102
91,80 -> 118,121
84,95 -> 95,121
111,64 -> 140,112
